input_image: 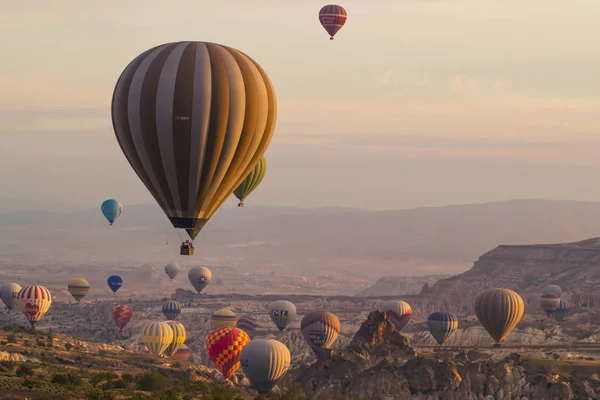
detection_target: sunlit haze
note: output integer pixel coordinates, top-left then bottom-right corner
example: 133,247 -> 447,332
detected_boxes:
2,0 -> 600,211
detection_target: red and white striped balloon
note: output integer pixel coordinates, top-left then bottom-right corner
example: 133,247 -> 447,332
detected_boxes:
17,285 -> 52,327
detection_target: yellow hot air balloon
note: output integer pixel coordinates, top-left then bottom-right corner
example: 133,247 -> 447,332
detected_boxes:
474,288 -> 524,344
165,321 -> 186,357
210,308 -> 237,329
233,156 -> 267,207
67,278 -> 90,303
111,41 -> 277,252
141,322 -> 174,356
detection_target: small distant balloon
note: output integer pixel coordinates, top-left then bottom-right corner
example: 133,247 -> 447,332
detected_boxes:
111,304 -> 134,331
381,300 -> 412,332
188,266 -> 212,293
17,285 -> 52,327
555,299 -> 570,322
300,311 -> 340,356
171,344 -> 190,361
427,312 -> 458,346
101,199 -> 122,226
164,263 -> 181,281
233,156 -> 267,207
162,300 -> 182,321
0,283 -> 22,311
211,308 -> 237,329
475,288 -> 524,344
319,4 -> 347,40
268,300 -> 296,331
107,275 -> 123,294
67,278 -> 90,303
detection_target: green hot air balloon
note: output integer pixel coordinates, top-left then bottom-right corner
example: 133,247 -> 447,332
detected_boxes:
240,339 -> 291,394
474,288 -> 524,345
233,156 -> 266,207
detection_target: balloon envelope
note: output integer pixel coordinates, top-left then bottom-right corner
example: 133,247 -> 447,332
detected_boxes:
540,293 -> 560,316
237,316 -> 259,332
0,283 -> 22,310
240,339 -> 291,394
107,275 -> 123,293
543,285 -> 562,296
206,326 -> 250,379
268,300 -> 296,331
233,156 -> 266,206
381,300 -> 412,331
427,312 -> 458,346
319,4 -> 347,39
188,266 -> 212,293
474,288 -> 524,344
111,304 -> 134,331
300,311 -> 340,351
67,278 -> 90,303
211,308 -> 237,329
171,344 -> 190,361
162,300 -> 182,320
165,321 -> 186,357
141,321 -> 174,356
17,285 -> 52,327
165,263 -> 181,280
111,41 -> 277,240
555,299 -> 570,322
101,199 -> 122,225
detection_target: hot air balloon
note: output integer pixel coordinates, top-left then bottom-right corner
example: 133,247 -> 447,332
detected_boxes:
101,199 -> 122,226
427,312 -> 458,346
381,300 -> 412,331
206,326 -> 250,379
300,311 -> 340,356
555,299 -> 570,322
17,285 -> 52,327
543,284 -> 562,296
319,4 -> 347,40
268,300 -> 296,331
211,308 -> 237,329
237,316 -> 259,333
165,321 -> 186,357
171,344 -> 190,361
165,263 -> 181,281
240,339 -> 291,394
111,41 -> 277,255
474,288 -> 524,344
67,278 -> 90,303
111,304 -> 134,332
107,275 -> 123,294
540,293 -> 560,317
162,300 -> 181,320
188,266 -> 212,293
141,321 -> 174,356
0,283 -> 22,311
233,156 -> 266,207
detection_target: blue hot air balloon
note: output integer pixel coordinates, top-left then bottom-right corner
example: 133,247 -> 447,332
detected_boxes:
107,275 -> 123,294
101,199 -> 122,226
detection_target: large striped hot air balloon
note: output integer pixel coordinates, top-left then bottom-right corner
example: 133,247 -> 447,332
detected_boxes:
188,267 -> 212,293
67,278 -> 90,303
555,299 -> 570,322
162,300 -> 181,320
474,288 -> 524,344
165,321 -> 186,357
268,300 -> 296,332
171,344 -> 190,361
211,308 -> 237,329
17,285 -> 52,327
0,283 -> 22,311
101,199 -> 122,226
233,156 -> 266,207
319,4 -> 347,40
206,326 -> 250,379
164,263 -> 181,281
111,41 -> 277,246
427,312 -> 458,346
141,322 -> 174,356
240,339 -> 291,394
111,304 -> 134,331
300,311 -> 340,355
381,300 -> 412,332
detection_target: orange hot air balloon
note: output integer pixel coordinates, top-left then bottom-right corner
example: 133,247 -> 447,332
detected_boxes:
206,326 -> 250,379
111,304 -> 134,331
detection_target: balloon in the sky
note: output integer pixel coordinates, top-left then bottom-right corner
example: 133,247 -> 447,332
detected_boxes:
381,300 -> 412,332
211,308 -> 237,329
101,199 -> 122,226
543,284 -> 562,296
107,275 -> 123,294
165,321 -> 186,357
427,312 -> 458,346
555,299 -> 570,322
67,278 -> 90,303
268,300 -> 296,331
171,344 -> 190,361
141,321 -> 174,356
111,41 -> 277,243
0,283 -> 22,311
300,311 -> 340,355
319,4 -> 347,40
233,156 -> 267,207
240,339 -> 291,394
237,316 -> 259,333
17,285 -> 52,327
111,304 -> 134,331
206,326 -> 250,379
162,300 -> 181,320
188,266 -> 212,293
540,293 -> 560,317
164,263 -> 181,281
474,288 -> 524,344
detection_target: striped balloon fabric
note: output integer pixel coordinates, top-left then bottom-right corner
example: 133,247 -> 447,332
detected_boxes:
555,299 -> 570,322
233,156 -> 267,207
381,300 -> 412,332
171,344 -> 190,361
0,282 -> 22,311
319,4 -> 347,40
300,311 -> 340,350
206,326 -> 250,379
210,308 -> 237,329
162,300 -> 181,320
17,285 -> 52,327
237,316 -> 259,332
165,321 -> 186,357
111,304 -> 134,331
427,312 -> 458,346
474,288 -> 525,344
141,322 -> 174,356
67,278 -> 90,303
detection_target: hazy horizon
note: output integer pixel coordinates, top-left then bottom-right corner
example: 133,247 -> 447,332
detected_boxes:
2,1 -> 600,212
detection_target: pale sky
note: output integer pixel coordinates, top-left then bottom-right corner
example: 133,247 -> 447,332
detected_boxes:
1,0 -> 600,211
